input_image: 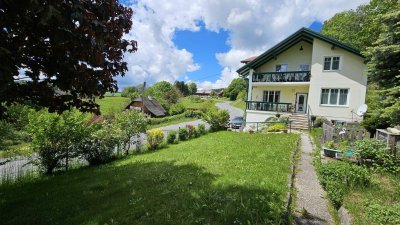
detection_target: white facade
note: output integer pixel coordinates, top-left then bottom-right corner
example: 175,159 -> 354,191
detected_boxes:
241,29 -> 367,124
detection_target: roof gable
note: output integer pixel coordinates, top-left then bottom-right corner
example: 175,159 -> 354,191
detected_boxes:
237,27 -> 363,76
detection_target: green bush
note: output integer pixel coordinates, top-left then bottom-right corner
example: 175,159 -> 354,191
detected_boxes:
202,109 -> 229,132
28,109 -> 90,174
169,103 -> 185,115
325,179 -> 346,209
146,129 -> 164,150
167,131 -> 178,144
115,110 -> 148,154
5,103 -> 31,130
186,125 -> 195,138
189,95 -> 202,103
149,113 -> 186,125
0,120 -> 15,148
178,128 -> 189,141
364,200 -> 400,225
79,122 -> 119,166
193,126 -> 200,138
184,110 -> 203,118
314,117 -> 329,128
266,123 -> 287,132
266,116 -> 288,123
198,124 -> 207,135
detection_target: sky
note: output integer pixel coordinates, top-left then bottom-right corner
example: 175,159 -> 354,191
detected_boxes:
118,0 -> 369,90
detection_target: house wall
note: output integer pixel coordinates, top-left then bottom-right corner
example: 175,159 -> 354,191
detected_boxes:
251,85 -> 309,106
256,41 -> 313,72
308,38 -> 367,122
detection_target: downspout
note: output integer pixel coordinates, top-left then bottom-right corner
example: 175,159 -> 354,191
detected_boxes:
244,69 -> 254,128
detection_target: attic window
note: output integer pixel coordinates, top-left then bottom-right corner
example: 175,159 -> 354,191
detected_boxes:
323,56 -> 340,71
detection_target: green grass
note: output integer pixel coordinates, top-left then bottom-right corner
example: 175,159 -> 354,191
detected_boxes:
96,96 -> 130,116
0,142 -> 32,159
344,174 -> 400,225
0,132 -> 299,225
309,128 -> 323,150
231,99 -> 245,111
178,96 -> 216,109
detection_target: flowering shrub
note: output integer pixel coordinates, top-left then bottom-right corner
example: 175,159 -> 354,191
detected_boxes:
146,129 -> 164,150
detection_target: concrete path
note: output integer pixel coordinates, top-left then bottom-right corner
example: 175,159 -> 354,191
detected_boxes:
295,134 -> 333,225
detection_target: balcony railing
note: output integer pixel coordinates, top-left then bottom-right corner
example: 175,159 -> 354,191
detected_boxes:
246,101 -> 292,112
252,71 -> 310,82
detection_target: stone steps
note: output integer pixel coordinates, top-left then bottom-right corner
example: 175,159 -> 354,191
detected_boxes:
289,114 -> 309,130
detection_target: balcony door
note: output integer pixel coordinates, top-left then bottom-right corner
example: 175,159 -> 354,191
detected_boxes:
296,93 -> 308,113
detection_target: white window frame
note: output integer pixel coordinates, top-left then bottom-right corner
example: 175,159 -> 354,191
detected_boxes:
323,56 -> 341,71
320,88 -> 349,107
263,90 -> 281,103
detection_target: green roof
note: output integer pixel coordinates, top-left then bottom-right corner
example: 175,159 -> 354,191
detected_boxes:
237,27 -> 363,76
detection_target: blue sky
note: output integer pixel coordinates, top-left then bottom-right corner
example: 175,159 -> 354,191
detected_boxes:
173,21 -> 322,84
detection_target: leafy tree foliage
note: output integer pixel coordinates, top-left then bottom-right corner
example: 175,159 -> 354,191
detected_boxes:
27,109 -> 90,174
363,7 -> 400,128
210,90 -> 217,98
174,81 -> 189,96
146,81 -> 180,110
203,109 -> 230,131
224,78 -> 247,100
188,82 -> 197,95
121,86 -> 140,100
321,0 -> 398,51
0,0 -> 137,117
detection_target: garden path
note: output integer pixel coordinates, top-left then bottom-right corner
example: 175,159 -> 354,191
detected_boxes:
294,133 -> 333,225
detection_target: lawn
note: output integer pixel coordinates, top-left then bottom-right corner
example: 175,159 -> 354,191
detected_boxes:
232,99 -> 246,111
178,96 -> 216,109
96,96 -> 130,116
0,132 -> 299,225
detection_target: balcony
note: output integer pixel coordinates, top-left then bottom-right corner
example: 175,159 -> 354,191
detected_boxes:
252,71 -> 310,83
246,101 -> 292,112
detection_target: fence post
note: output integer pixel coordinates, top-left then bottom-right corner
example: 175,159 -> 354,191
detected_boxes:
257,123 -> 259,132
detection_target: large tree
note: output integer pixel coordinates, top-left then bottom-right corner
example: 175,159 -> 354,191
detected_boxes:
145,81 -> 180,110
321,0 -> 397,51
0,0 -> 137,116
363,7 -> 400,129
224,78 -> 246,101
188,82 -> 197,95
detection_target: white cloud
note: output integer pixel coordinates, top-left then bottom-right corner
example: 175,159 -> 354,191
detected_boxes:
118,0 -> 369,89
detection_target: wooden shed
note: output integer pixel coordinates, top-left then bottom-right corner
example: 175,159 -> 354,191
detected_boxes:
125,96 -> 167,118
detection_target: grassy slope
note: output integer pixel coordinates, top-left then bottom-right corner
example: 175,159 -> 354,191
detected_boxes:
96,96 -> 130,116
232,99 -> 246,111
0,132 -> 299,225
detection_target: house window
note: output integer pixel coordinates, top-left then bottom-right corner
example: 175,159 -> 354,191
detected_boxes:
275,64 -> 287,72
263,90 -> 280,102
323,56 -> 340,70
299,64 -> 310,71
320,88 -> 349,106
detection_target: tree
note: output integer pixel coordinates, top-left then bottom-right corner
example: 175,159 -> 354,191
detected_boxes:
224,78 -> 247,101
146,81 -> 180,110
188,82 -> 197,95
363,7 -> 400,128
174,81 -> 189,96
210,90 -> 217,98
121,86 -> 139,99
321,0 -> 398,51
0,1 -> 137,117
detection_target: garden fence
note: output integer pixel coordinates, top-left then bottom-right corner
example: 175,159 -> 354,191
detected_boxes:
322,123 -> 370,144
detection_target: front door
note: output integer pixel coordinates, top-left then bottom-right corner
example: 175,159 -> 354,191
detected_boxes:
296,93 -> 308,113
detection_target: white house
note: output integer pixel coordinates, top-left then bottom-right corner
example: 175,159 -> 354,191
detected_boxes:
237,28 -> 367,129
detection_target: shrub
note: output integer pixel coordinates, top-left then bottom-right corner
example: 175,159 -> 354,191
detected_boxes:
169,103 -> 185,115
0,120 -> 15,148
186,125 -> 195,138
354,139 -> 399,173
27,109 -> 90,174
200,100 -> 216,113
202,109 -> 229,131
115,110 -> 148,154
146,129 -> 164,150
266,116 -> 288,123
198,124 -> 207,135
167,130 -> 178,144
314,117 -> 329,128
178,127 -> 189,141
80,122 -> 118,166
184,110 -> 203,118
267,123 -> 287,132
364,200 -> 400,225
193,126 -> 200,138
189,95 -> 202,103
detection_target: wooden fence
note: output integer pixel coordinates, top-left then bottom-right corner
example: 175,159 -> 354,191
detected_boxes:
322,123 -> 370,143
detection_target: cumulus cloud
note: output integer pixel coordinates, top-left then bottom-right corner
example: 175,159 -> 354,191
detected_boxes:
118,0 -> 369,89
